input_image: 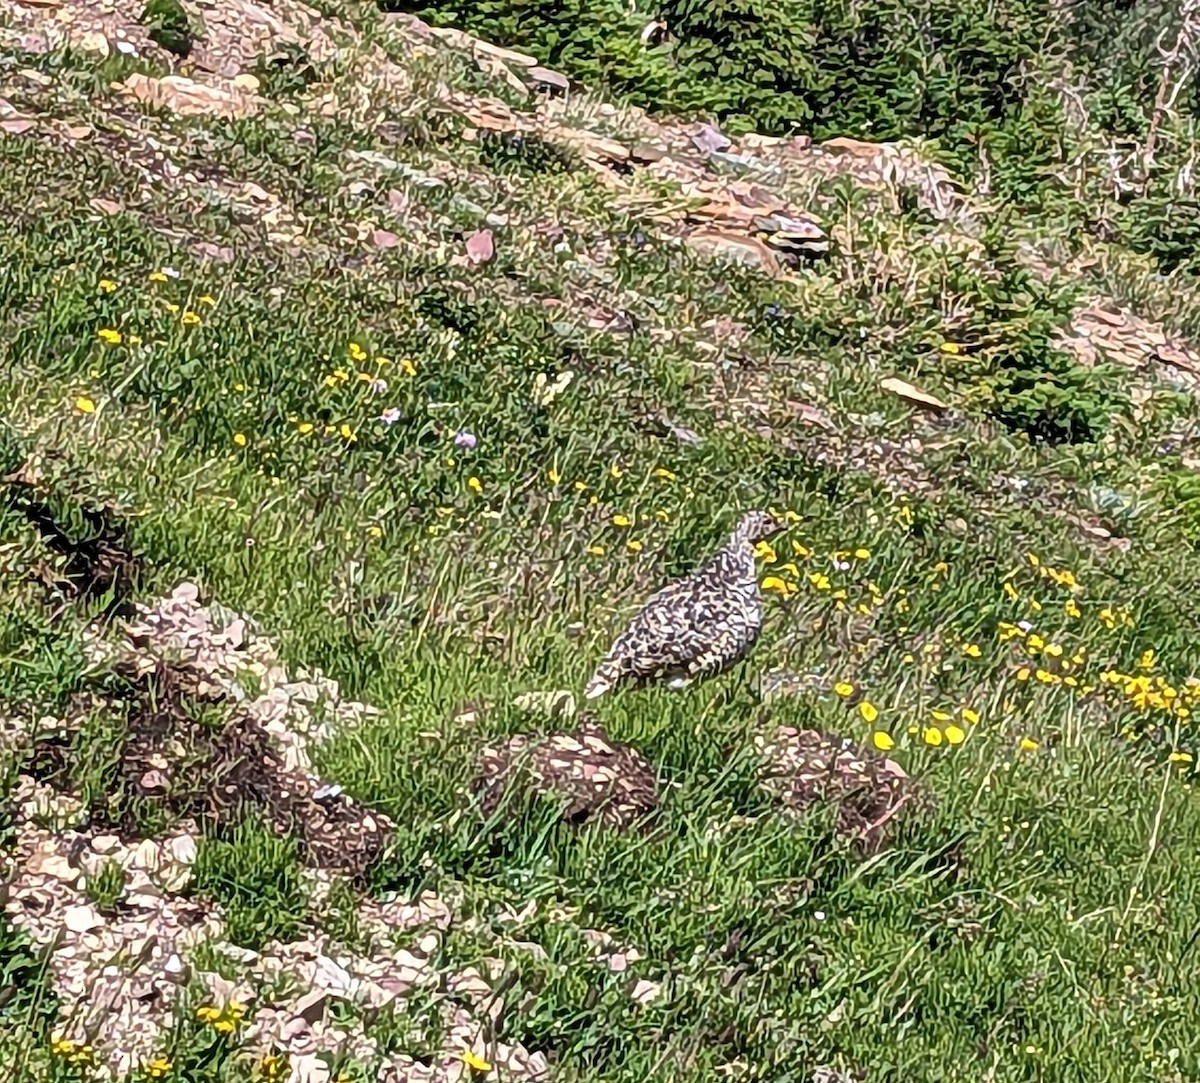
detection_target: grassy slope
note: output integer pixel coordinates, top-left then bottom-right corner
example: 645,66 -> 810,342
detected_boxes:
3,7 -> 1200,1083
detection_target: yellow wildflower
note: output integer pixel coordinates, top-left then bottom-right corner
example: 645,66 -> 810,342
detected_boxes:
962,642 -> 981,658
858,701 -> 879,723
834,682 -> 855,699
922,727 -> 943,747
587,545 -> 605,556
931,710 -> 952,722
961,707 -> 979,725
462,1051 -> 492,1073
791,540 -> 812,558
367,525 -> 383,539
98,278 -> 117,293
853,548 -> 870,560
399,358 -> 417,376
612,514 -> 632,528
199,294 -> 217,306
1044,643 -> 1063,658
998,622 -> 1023,642
609,463 -> 623,479
1019,737 -> 1039,752
654,467 -> 676,481
808,572 -> 831,591
1139,649 -> 1156,671
1064,599 -> 1081,618
297,422 -> 314,435
754,541 -> 777,563
233,433 -> 247,447
97,328 -> 122,345
1003,581 -> 1019,601
181,311 -> 201,326
467,476 -> 483,495
213,1019 -> 236,1035
627,539 -> 643,553
1025,553 -> 1040,567
944,724 -> 966,746
148,270 -> 168,283
349,342 -> 367,362
761,576 -> 797,597
261,1054 -> 289,1079
51,1037 -> 78,1057
196,1006 -> 222,1024
1169,751 -> 1194,764
872,731 -> 895,751
548,468 -> 561,484
339,424 -> 356,442
75,395 -> 97,415
146,1057 -> 172,1078
939,341 -> 961,354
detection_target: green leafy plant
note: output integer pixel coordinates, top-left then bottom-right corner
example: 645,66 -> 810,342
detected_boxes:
85,860 -> 126,915
191,818 -> 310,950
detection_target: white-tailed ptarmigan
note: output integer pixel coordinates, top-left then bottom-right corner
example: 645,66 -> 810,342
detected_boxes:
584,509 -> 784,700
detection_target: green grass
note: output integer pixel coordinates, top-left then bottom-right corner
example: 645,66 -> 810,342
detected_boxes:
4,19 -> 1200,1083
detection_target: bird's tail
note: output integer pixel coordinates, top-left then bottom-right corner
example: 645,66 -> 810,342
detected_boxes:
584,659 -> 619,700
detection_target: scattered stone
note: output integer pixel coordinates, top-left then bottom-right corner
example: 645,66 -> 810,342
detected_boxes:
753,213 -> 830,261
685,231 -> 781,277
116,73 -> 262,120
879,376 -> 950,413
62,904 -> 104,933
527,66 -> 568,93
465,228 -> 495,265
630,978 -> 662,1005
691,123 -> 731,155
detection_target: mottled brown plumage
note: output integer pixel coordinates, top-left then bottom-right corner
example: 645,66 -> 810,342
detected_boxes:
584,509 -> 783,699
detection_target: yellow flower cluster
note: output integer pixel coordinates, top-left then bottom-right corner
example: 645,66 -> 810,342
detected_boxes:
51,1036 -> 94,1066
833,681 -> 980,753
196,999 -> 247,1035
760,539 -> 877,615
1099,670 -> 1199,719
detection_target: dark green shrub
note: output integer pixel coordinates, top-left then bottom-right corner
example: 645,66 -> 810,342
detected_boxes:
140,0 -> 194,58
1119,197 -> 1200,276
398,0 -> 680,103
979,351 -> 1128,446
934,259 -> 1129,445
